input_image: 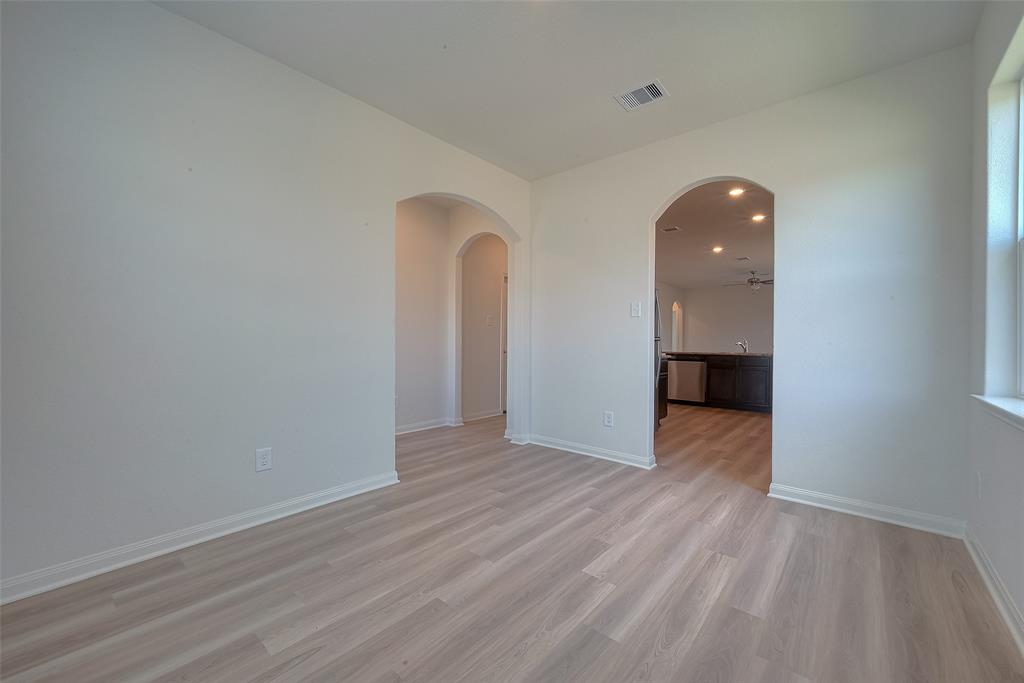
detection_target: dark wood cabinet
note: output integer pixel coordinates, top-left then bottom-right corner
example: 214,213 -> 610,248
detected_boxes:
665,352 -> 772,413
705,357 -> 737,404
737,365 -> 771,409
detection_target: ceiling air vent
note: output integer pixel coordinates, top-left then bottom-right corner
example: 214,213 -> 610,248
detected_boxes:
659,225 -> 680,233
616,80 -> 668,111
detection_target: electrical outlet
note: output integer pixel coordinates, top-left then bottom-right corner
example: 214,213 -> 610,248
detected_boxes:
255,447 -> 272,473
603,410 -> 615,428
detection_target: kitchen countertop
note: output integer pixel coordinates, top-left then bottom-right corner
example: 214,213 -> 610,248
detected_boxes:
662,351 -> 773,358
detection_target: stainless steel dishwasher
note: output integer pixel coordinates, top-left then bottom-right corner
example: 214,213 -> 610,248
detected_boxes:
668,360 -> 706,403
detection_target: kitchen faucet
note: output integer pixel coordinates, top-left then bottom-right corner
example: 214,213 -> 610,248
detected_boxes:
735,338 -> 749,353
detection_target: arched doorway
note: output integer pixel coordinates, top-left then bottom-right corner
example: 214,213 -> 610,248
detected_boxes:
394,193 -> 522,442
454,232 -> 508,423
671,301 -> 683,352
648,177 -> 774,484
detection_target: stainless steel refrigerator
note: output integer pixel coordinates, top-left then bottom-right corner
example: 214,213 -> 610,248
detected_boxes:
654,290 -> 668,428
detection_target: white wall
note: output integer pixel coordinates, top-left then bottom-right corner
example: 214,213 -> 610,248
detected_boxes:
967,402 -> 1024,643
659,280 -> 773,353
968,2 -> 1024,645
0,1 -> 530,593
395,199 -> 451,430
530,46 -> 972,521
461,234 -> 507,421
675,286 -> 773,354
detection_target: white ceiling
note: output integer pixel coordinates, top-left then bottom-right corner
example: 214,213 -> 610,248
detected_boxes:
160,1 -> 982,180
656,180 -> 773,290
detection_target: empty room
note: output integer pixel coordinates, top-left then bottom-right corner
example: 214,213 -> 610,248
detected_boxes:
2,1 -> 1024,682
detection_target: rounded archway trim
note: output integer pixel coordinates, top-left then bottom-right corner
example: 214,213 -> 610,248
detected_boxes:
409,192 -> 522,244
648,175 -> 775,227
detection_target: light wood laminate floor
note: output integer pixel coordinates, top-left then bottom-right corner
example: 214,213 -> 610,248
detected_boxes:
2,405 -> 1022,682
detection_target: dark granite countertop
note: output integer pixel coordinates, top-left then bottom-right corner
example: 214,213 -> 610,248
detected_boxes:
661,351 -> 772,358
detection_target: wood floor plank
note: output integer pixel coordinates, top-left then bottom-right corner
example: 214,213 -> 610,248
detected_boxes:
2,407 -> 1022,683
675,603 -> 764,683
589,549 -> 736,683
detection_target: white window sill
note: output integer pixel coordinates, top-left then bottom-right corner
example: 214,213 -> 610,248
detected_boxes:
972,395 -> 1024,433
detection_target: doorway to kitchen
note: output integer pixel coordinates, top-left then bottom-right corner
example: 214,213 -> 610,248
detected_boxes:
651,178 -> 774,490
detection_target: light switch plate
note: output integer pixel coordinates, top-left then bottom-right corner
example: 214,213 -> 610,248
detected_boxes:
630,301 -> 642,317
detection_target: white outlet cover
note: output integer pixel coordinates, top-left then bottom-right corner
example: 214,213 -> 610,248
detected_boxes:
256,447 -> 273,472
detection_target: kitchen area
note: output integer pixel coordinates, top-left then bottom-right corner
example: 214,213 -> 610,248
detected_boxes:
653,179 -> 774,440
660,348 -> 772,414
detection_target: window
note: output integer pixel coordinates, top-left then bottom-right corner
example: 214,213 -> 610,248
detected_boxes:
972,75 -> 1024,427
1018,80 -> 1024,398
1019,200 -> 1024,399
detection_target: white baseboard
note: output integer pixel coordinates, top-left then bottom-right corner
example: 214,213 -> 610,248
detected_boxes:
964,526 -> 1024,658
463,410 -> 504,422
528,434 -> 656,470
505,432 -> 529,445
767,483 -> 966,538
0,471 -> 399,604
396,418 -> 462,435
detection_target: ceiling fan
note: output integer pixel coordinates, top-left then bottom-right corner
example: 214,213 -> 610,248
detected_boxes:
724,270 -> 773,290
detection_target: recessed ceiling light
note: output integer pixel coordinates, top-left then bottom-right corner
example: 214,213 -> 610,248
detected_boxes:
712,246 -> 724,253
728,188 -> 744,197
752,214 -> 767,222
